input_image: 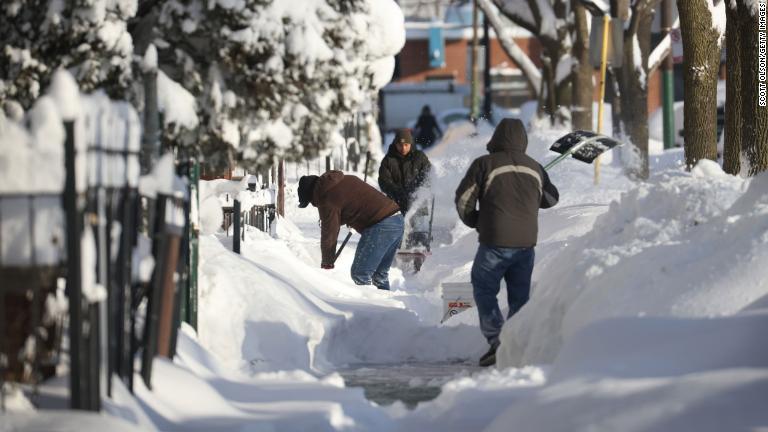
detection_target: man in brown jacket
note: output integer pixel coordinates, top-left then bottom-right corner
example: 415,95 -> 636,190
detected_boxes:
455,118 -> 559,367
298,170 -> 404,290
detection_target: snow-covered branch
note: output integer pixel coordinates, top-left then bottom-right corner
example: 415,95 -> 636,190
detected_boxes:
492,0 -> 540,35
477,0 -> 542,94
648,16 -> 679,75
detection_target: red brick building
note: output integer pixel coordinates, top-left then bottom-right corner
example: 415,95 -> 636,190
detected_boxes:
391,22 -> 667,116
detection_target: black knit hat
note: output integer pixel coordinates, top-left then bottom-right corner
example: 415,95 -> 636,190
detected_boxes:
392,128 -> 413,146
297,175 -> 319,208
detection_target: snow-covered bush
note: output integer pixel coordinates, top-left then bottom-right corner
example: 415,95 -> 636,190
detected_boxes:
155,0 -> 404,170
0,0 -> 137,110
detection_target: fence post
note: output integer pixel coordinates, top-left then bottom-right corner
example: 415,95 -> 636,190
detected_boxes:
116,189 -> 137,387
233,199 -> 241,254
277,160 -> 285,217
63,120 -> 89,410
186,161 -> 199,330
140,195 -> 166,389
141,51 -> 160,175
157,202 -> 183,359
0,281 -> 4,411
87,302 -> 100,410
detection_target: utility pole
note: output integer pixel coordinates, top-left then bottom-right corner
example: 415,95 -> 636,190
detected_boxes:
661,0 -> 675,150
470,0 -> 480,120
482,13 -> 492,121
594,13 -> 611,185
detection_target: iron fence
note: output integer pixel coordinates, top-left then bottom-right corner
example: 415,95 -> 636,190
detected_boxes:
0,88 -> 199,412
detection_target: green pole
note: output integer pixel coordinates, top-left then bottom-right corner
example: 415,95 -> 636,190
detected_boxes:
662,0 -> 676,150
662,70 -> 675,149
186,160 -> 200,329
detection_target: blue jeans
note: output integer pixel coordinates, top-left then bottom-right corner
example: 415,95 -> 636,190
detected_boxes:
351,214 -> 404,290
471,243 -> 535,346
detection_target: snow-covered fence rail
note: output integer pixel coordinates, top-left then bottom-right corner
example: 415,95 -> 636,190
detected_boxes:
220,177 -> 278,253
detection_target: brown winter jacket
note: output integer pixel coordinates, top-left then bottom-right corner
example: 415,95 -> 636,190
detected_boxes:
312,171 -> 400,265
454,118 -> 559,248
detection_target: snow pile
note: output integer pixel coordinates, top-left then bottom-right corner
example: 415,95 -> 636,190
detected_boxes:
497,160 -> 766,368
195,230 -> 484,374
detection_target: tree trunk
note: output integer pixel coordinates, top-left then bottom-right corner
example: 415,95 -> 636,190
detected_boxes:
571,0 -> 594,131
619,55 -> 650,179
724,2 -> 743,175
619,1 -> 656,179
555,53 -> 574,124
607,68 -> 623,137
539,44 -> 572,126
677,0 -> 721,169
538,56 -> 557,123
738,0 -> 768,175
553,0 -> 572,125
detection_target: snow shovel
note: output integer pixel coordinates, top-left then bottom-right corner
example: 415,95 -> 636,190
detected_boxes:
395,195 -> 435,273
545,130 -> 622,170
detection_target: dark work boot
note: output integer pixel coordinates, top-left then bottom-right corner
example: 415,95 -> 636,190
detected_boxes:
478,342 -> 499,367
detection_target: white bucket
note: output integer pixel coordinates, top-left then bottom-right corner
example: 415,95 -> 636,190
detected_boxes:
441,282 -> 474,322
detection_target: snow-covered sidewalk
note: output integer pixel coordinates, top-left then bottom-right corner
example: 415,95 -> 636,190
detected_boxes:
11,126 -> 768,431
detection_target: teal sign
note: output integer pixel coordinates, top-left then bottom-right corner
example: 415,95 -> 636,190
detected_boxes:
428,26 -> 445,68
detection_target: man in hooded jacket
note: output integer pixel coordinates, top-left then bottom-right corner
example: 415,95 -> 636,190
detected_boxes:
455,118 -> 559,367
298,171 -> 403,290
378,128 -> 432,215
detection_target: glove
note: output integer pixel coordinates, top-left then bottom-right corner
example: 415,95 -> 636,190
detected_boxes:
321,263 -> 334,269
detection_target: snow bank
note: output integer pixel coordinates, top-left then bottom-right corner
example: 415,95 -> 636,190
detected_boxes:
196,230 -> 485,374
497,162 -> 766,368
480,304 -> 768,432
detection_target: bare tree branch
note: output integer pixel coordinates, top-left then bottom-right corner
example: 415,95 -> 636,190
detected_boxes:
490,0 -> 540,35
478,0 -> 542,94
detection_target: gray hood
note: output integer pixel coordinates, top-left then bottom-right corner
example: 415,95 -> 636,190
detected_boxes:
486,118 -> 528,153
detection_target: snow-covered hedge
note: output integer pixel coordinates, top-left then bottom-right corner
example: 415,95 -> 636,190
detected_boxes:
156,0 -> 405,169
